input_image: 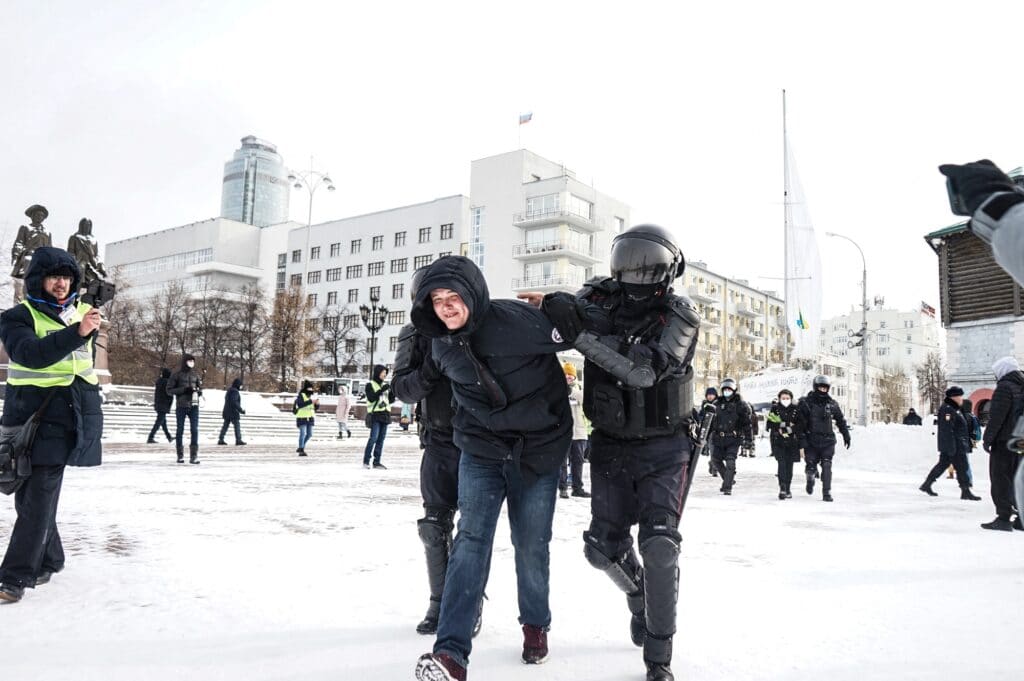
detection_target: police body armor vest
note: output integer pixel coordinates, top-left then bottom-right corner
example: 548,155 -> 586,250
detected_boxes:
579,281 -> 694,440
7,300 -> 98,387
808,398 -> 836,435
714,398 -> 744,435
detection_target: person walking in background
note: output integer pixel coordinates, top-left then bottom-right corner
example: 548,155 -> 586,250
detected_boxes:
697,387 -> 718,476
980,356 -> 1024,531
902,408 -> 923,426
919,386 -> 981,501
363,365 -> 392,469
146,367 -> 173,444
217,377 -> 246,446
335,385 -> 352,439
766,389 -> 803,500
294,380 -> 318,457
166,353 -> 202,464
559,362 -> 590,500
799,375 -> 851,503
401,402 -> 414,432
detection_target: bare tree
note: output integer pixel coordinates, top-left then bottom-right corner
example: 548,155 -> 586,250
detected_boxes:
878,364 -> 910,423
318,305 -> 365,377
231,284 -> 272,383
915,352 -> 947,415
148,280 -> 188,366
269,285 -> 317,390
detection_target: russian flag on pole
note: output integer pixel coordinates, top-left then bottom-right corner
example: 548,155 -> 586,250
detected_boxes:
519,112 -> 533,125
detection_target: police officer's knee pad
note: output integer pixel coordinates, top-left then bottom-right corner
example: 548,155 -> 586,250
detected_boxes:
583,541 -> 614,571
640,534 -> 680,570
418,509 -> 453,547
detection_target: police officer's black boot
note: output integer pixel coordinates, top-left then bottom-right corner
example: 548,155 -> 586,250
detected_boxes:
960,486 -> 981,501
821,461 -> 833,501
627,590 -> 646,647
640,532 -> 679,681
805,470 -> 815,495
417,513 -> 452,635
176,444 -> 184,464
920,471 -> 939,496
189,445 -> 200,465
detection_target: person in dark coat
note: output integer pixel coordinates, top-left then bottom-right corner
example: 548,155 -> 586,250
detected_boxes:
0,246 -> 103,602
166,353 -> 202,464
411,255 -> 571,681
766,389 -> 804,499
902,408 -> 923,426
740,400 -> 759,457
217,377 -> 246,446
695,387 -> 718,476
919,387 -> 981,501
709,378 -> 752,495
363,365 -> 392,468
980,356 -> 1024,531
798,375 -> 851,502
146,368 -> 174,443
294,379 -> 319,456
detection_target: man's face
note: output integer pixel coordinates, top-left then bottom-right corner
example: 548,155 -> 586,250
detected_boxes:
431,288 -> 469,331
43,274 -> 72,299
816,385 -> 829,393
951,395 -> 963,406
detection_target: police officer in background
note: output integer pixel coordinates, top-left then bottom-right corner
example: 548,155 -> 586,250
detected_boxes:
696,387 -> 718,476
392,267 -> 483,638
540,224 -> 700,681
709,378 -> 752,495
919,386 -> 981,501
0,247 -> 103,603
799,375 -> 851,502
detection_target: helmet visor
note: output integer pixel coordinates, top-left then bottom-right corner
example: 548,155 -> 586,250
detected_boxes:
610,238 -> 676,285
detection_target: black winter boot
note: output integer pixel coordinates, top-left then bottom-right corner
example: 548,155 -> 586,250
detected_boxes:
805,473 -> 815,495
627,591 -> 646,647
919,482 -> 938,497
643,636 -> 673,680
189,445 -> 200,465
960,487 -> 981,501
176,445 -> 184,464
1014,516 -> 1024,531
416,598 -> 440,635
646,661 -> 675,681
981,517 -> 1014,531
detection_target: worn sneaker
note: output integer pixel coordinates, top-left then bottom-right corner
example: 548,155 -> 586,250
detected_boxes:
415,653 -> 466,681
0,583 -> 24,603
522,624 -> 548,664
981,517 -> 1014,531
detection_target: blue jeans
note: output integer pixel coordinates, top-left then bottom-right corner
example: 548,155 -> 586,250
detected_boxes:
434,453 -> 559,668
175,406 -> 199,447
363,420 -> 388,465
298,422 -> 314,450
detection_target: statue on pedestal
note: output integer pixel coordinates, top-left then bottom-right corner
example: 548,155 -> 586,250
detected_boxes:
10,204 -> 53,302
67,218 -> 108,292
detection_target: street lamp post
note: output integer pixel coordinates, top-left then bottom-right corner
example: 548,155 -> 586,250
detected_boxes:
287,159 -> 335,389
359,289 -> 388,375
825,231 -> 868,427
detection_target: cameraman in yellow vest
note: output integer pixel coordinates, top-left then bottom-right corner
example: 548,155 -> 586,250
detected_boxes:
0,247 -> 103,603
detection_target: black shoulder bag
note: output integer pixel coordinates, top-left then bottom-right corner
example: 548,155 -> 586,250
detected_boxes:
0,391 -> 57,495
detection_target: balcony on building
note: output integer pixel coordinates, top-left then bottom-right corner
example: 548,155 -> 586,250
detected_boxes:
735,302 -> 760,318
737,327 -> 760,341
512,209 -> 604,233
511,273 -> 586,292
512,238 -> 600,263
688,285 -> 719,304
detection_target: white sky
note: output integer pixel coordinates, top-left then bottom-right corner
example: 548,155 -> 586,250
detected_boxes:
2,0 -> 1022,318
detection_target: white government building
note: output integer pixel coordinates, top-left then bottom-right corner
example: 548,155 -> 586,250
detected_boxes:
817,303 -> 942,377
107,141 -> 790,383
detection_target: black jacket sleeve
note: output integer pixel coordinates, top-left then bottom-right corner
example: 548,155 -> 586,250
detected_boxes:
167,372 -> 187,396
391,325 -> 438,404
0,305 -> 89,369
832,401 -> 851,440
984,383 -> 1013,449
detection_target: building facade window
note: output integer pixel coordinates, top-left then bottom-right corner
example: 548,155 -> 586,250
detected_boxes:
372,235 -> 384,251
291,249 -> 301,263
389,336 -> 399,352
276,271 -> 285,291
327,291 -> 337,306
526,193 -> 559,217
366,338 -> 378,353
350,239 -> 361,254
307,293 -> 317,306
367,261 -> 384,276
414,254 -> 433,269
348,289 -> 358,303
568,194 -> 593,220
469,207 -> 485,267
388,311 -> 405,325
277,253 -> 287,268
395,231 -> 406,247
440,223 -> 453,240
439,251 -> 452,258
310,246 -> 320,260
343,314 -> 359,327
345,339 -> 357,353
290,273 -> 302,286
307,270 -> 321,284
326,267 -> 343,281
391,258 -> 408,273
419,226 -> 431,243
346,265 -> 363,279
330,242 -> 341,257
370,286 -> 381,300
392,283 -> 404,299
614,216 -> 625,232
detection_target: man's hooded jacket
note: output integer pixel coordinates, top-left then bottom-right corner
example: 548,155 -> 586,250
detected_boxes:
0,246 -> 102,467
410,256 -> 571,478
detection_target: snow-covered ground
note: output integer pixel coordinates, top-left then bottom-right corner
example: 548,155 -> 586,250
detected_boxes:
1,425 -> 1021,680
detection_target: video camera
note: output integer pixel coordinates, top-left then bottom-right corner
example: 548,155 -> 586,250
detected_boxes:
81,279 -> 116,308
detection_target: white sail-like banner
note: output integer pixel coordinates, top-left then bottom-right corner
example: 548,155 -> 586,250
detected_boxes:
783,142 -> 823,361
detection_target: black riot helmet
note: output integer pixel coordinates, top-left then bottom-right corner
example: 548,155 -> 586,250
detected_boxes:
609,224 -> 685,287
813,374 -> 831,391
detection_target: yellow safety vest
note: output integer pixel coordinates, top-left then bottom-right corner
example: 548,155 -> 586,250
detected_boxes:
368,381 -> 390,413
7,300 -> 97,387
295,392 -> 316,419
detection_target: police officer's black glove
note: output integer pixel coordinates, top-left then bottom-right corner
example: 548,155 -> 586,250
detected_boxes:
843,434 -> 851,449
420,354 -> 441,382
939,160 -> 1019,214
541,291 -> 585,344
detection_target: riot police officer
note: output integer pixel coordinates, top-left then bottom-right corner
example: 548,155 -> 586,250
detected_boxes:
540,223 -> 700,681
709,378 -> 752,495
799,375 -> 851,502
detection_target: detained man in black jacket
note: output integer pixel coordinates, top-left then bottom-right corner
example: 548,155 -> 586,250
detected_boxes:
710,378 -> 752,495
146,368 -> 174,443
766,389 -> 803,500
538,224 -> 700,681
166,353 -> 202,464
393,267 -> 482,638
217,377 -> 246,446
0,246 -> 103,602
980,356 -> 1024,531
919,387 -> 981,501
411,256 -> 571,681
798,375 -> 851,502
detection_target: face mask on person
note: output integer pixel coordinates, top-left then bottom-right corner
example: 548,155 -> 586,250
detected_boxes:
780,397 -> 792,407
722,388 -> 734,398
186,360 -> 195,369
